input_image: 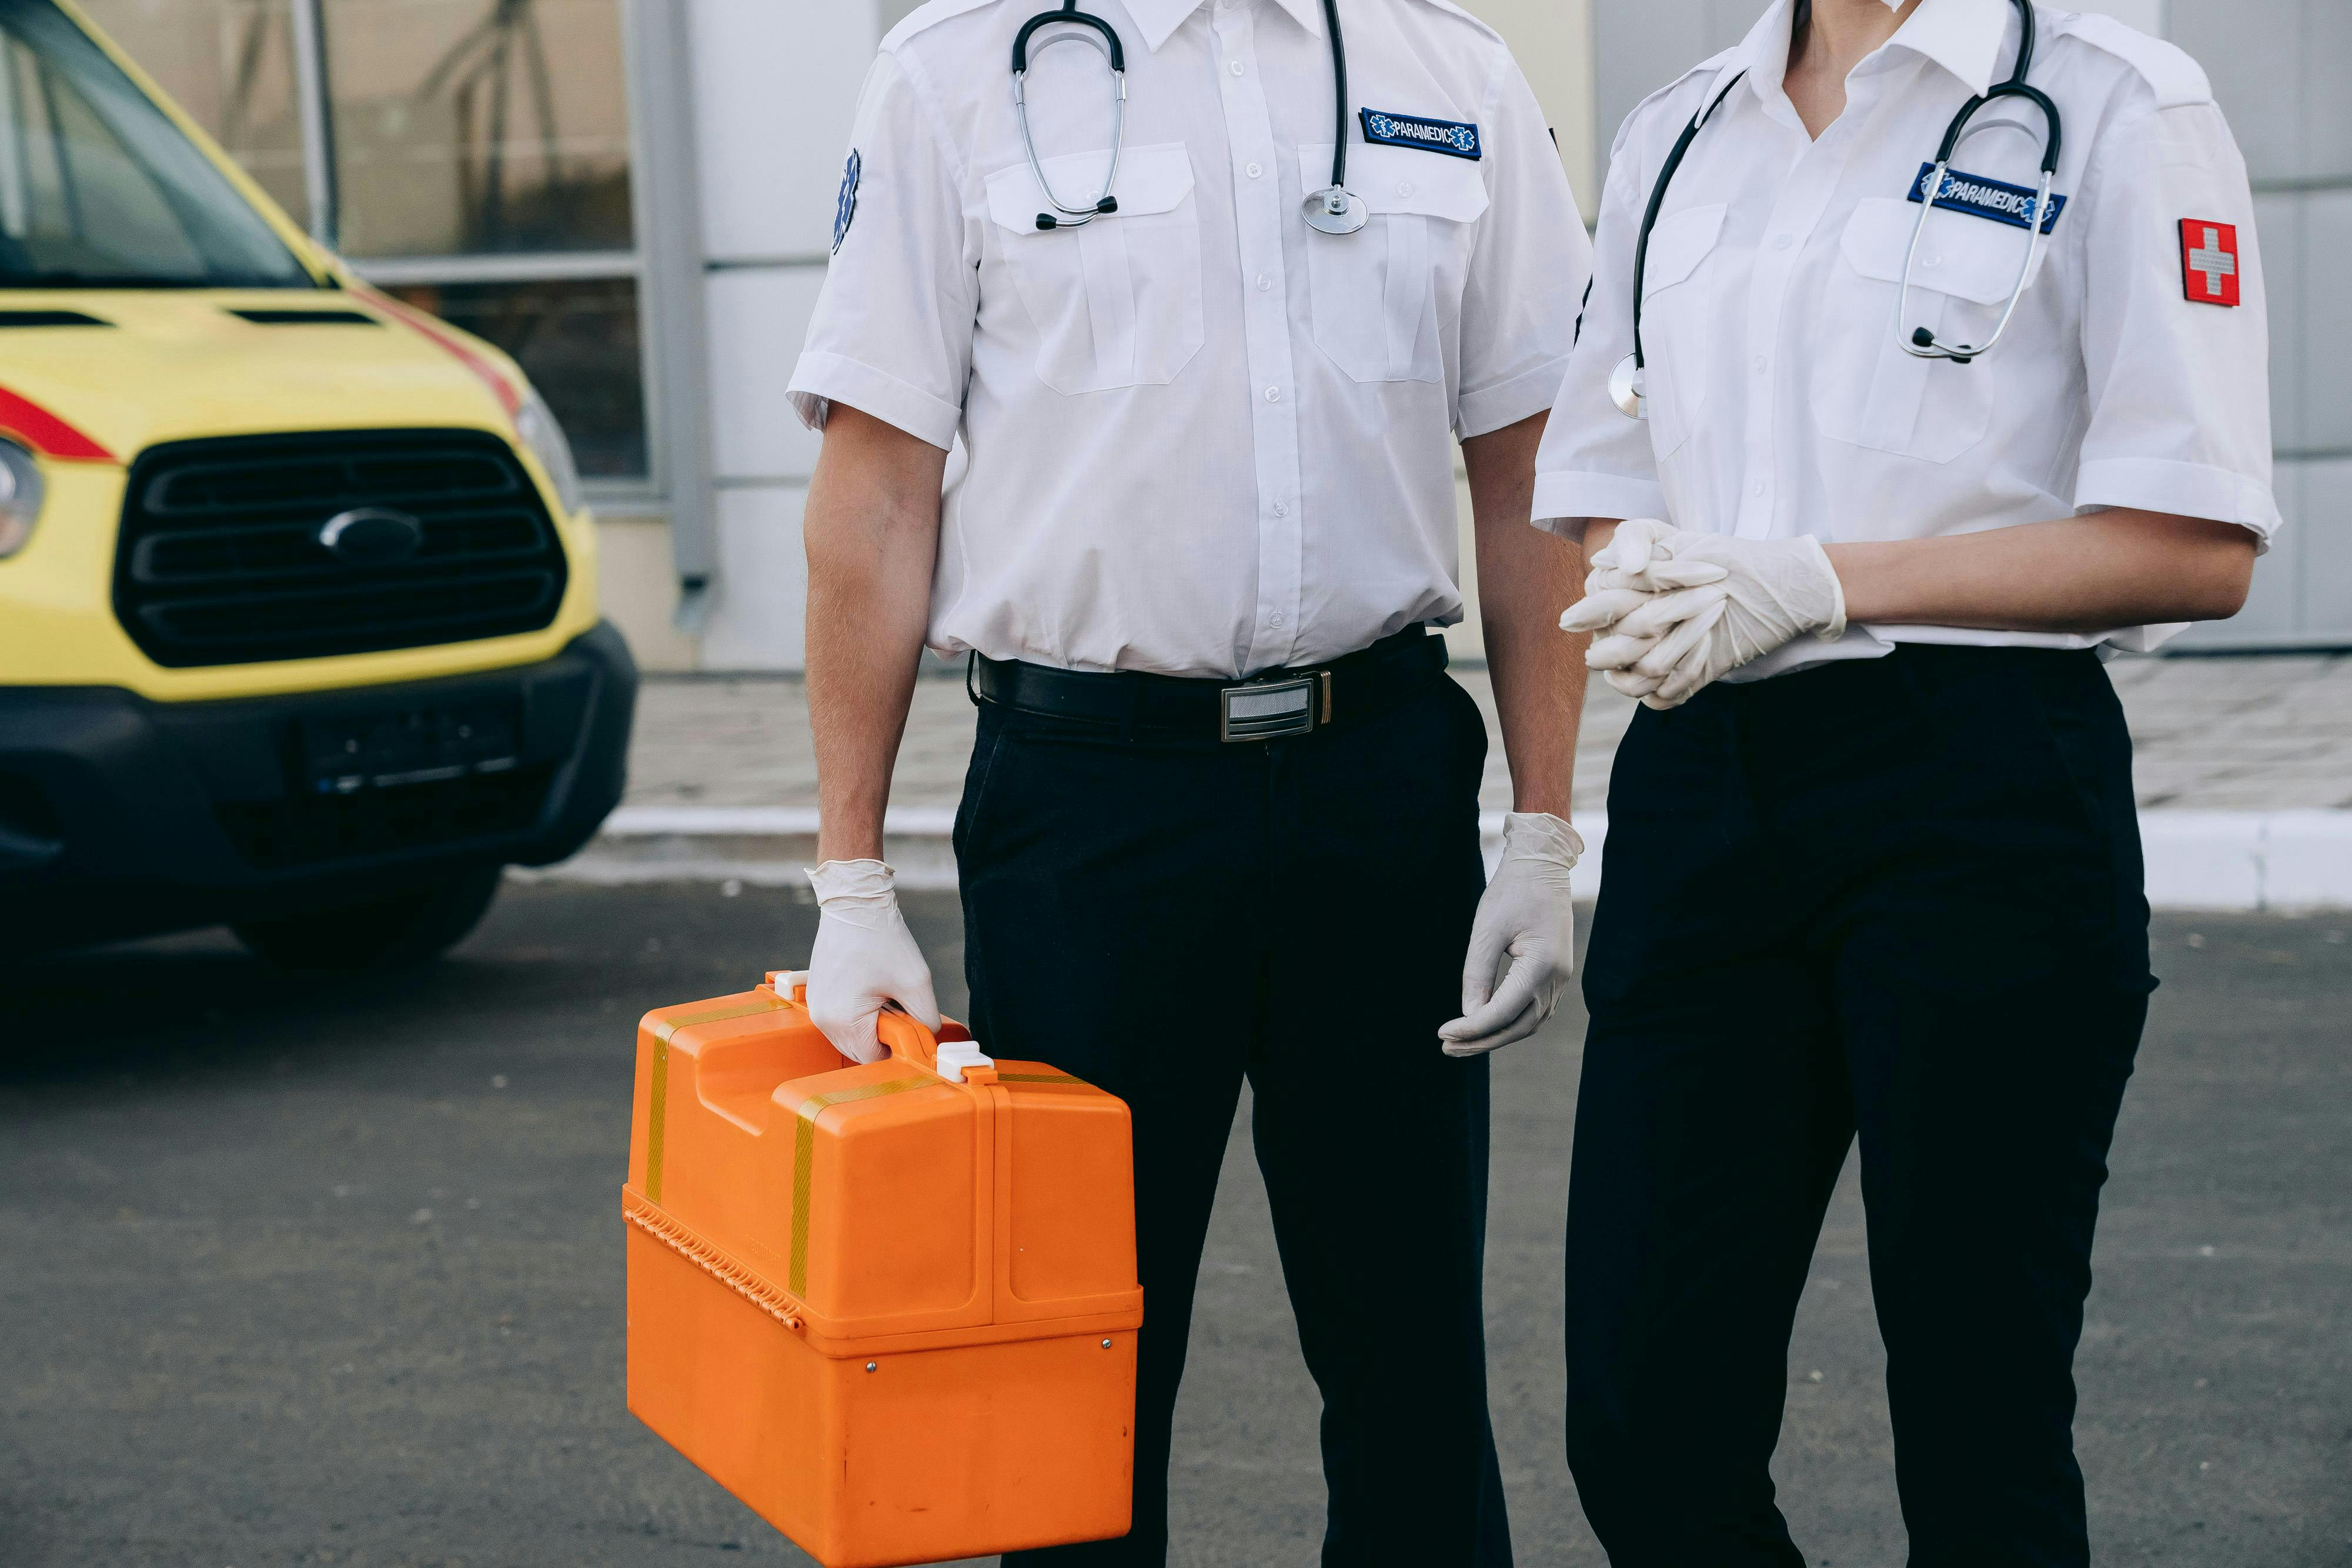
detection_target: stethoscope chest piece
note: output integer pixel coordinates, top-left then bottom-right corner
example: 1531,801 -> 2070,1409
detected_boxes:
1609,353 -> 1646,421
1302,186 -> 1368,236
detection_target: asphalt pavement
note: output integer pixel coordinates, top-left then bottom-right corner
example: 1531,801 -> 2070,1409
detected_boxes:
2,882 -> 2347,1567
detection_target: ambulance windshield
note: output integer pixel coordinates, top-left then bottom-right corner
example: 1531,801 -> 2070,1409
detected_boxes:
0,0 -> 315,289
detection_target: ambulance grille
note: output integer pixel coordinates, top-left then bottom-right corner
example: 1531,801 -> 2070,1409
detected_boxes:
112,429 -> 568,668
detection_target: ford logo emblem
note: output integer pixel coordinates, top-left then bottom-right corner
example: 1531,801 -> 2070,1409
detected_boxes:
319,506 -> 425,564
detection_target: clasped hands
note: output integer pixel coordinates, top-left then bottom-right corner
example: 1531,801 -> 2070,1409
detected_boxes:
1559,519 -> 1850,710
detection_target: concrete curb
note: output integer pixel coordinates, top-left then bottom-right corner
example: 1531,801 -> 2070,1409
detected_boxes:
534,806 -> 2352,912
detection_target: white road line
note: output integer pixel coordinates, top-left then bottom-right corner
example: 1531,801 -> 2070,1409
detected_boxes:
557,808 -> 2352,911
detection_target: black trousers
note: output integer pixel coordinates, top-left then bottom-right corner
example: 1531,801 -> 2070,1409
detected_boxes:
1564,646 -> 2153,1568
956,668 -> 1512,1567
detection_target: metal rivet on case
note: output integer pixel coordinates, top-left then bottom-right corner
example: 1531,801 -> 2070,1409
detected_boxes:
866,1362 -> 878,1372
1101,1339 -> 1112,1349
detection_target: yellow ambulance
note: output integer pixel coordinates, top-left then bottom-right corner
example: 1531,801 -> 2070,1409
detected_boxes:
0,0 -> 633,965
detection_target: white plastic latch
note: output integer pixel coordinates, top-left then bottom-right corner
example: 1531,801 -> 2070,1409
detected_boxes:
770,969 -> 809,999
933,1040 -> 995,1084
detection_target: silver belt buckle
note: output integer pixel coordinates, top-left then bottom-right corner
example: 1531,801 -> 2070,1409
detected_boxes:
1220,674 -> 1321,742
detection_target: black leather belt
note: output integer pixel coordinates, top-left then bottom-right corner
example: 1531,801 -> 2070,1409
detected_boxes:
970,627 -> 1449,742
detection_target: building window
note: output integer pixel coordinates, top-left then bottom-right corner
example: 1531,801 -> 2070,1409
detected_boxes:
383,275 -> 644,477
75,0 -> 650,489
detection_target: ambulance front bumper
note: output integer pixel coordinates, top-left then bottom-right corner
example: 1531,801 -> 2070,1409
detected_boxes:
0,621 -> 636,953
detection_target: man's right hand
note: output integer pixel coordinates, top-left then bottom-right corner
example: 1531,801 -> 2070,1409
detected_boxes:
805,859 -> 940,1064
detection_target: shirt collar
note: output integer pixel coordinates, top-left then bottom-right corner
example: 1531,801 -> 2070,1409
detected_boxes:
1122,0 -> 1325,55
1730,0 -> 2010,106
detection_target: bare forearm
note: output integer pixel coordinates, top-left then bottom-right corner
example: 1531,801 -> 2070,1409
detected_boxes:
803,406 -> 947,862
1466,414 -> 1585,818
1828,511 -> 2256,631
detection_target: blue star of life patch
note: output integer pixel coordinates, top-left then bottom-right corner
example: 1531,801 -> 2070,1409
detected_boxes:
1907,162 -> 2066,234
1359,109 -> 1481,161
833,149 -> 861,255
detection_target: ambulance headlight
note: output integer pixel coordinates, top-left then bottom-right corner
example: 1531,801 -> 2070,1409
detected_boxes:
0,440 -> 46,559
515,390 -> 584,517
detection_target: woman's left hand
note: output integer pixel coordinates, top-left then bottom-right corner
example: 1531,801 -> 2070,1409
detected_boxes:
1569,530 -> 1849,709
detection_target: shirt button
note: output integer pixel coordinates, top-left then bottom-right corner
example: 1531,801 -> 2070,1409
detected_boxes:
1246,161 -> 1263,179
1269,612 -> 1286,627
1230,59 -> 1244,75
1773,234 -> 1793,251
1751,481 -> 1768,498
1924,254 -> 1943,269
1753,355 -> 1769,373
1256,274 -> 1272,291
1265,386 -> 1281,403
1274,502 -> 1288,517
1397,181 -> 1414,196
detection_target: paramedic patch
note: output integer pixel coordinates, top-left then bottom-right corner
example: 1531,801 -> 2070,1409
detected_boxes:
1907,163 -> 2066,233
832,149 -> 861,256
2179,219 -> 2241,306
1360,109 -> 1481,161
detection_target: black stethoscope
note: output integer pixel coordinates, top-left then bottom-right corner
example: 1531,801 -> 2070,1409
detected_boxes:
1013,0 -> 1369,235
1611,0 -> 2063,420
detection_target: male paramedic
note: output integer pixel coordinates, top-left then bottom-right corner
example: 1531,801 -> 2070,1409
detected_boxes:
787,0 -> 1591,1559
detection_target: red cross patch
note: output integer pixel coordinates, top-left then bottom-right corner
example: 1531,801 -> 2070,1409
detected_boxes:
2180,219 -> 2241,307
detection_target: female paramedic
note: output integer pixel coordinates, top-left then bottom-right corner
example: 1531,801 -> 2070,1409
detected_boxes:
1535,0 -> 2272,1562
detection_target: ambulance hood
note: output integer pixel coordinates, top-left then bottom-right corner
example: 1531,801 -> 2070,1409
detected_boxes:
0,286 -> 523,466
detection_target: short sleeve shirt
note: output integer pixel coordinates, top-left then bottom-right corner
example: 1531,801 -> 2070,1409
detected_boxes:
791,0 -> 1589,678
1534,0 -> 2277,670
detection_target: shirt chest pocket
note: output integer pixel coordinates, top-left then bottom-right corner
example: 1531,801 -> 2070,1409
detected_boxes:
1820,196 -> 2053,463
1634,202 -> 1727,461
983,143 -> 1206,396
1298,143 -> 1488,384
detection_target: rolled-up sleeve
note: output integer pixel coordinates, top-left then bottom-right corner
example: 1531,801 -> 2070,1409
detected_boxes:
2073,98 -> 2280,547
1454,50 -> 1589,440
1531,111 -> 1666,530
788,49 -> 977,452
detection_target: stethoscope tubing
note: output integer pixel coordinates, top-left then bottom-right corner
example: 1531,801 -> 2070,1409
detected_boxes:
1014,0 -> 1358,236
1618,0 -> 2058,414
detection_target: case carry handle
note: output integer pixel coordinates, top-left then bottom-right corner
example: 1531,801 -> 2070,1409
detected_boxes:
768,971 -> 991,1082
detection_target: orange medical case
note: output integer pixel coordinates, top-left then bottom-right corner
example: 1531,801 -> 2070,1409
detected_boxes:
624,972 -> 1142,1567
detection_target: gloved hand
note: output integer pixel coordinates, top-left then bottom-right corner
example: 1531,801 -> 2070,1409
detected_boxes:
805,858 -> 940,1065
1566,526 -> 1847,710
1439,813 -> 1584,1058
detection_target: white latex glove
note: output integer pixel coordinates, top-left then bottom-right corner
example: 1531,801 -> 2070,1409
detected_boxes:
1575,529 -> 1847,710
1439,813 -> 1584,1058
805,858 -> 940,1065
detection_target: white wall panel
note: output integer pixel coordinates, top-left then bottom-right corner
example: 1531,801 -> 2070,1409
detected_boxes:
706,268 -> 828,483
2299,459 -> 2352,640
2307,0 -> 2352,181
2300,190 -> 2352,456
693,0 -> 877,260
700,486 -> 812,670
2255,194 -> 2306,454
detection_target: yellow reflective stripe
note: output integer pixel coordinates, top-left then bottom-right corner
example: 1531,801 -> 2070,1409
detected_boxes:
644,995 -> 788,1201
790,1076 -> 932,1295
646,1037 -> 670,1203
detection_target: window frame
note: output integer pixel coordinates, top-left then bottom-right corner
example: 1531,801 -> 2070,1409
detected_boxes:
279,0 -> 687,517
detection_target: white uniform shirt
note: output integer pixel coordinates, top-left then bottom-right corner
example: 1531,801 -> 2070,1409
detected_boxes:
1534,0 -> 2278,677
790,0 -> 1587,678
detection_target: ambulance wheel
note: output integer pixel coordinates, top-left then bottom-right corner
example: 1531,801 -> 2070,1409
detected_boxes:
233,865 -> 505,970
